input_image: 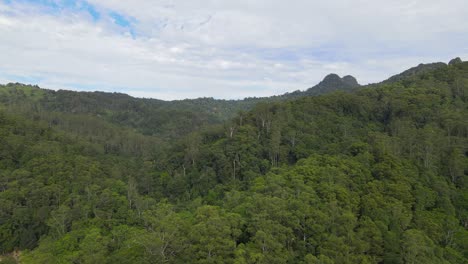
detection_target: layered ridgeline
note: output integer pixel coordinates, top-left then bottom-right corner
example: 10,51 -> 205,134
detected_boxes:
0,59 -> 467,263
0,71 -> 361,140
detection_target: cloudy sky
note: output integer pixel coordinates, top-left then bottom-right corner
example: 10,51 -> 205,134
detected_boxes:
0,0 -> 467,100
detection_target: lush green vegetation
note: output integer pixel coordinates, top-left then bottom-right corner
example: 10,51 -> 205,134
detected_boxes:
0,71 -> 361,140
0,60 -> 467,263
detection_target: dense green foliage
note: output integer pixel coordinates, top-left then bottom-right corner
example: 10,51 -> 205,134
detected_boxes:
0,61 -> 467,263
0,85 -> 219,139
0,71 -> 361,139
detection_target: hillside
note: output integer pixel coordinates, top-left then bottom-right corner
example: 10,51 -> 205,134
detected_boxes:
0,70 -> 363,140
383,62 -> 448,84
9,57 -> 465,139
0,60 -> 467,263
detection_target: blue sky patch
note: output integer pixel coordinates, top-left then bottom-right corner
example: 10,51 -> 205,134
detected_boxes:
109,11 -> 137,38
9,0 -> 100,21
109,12 -> 131,27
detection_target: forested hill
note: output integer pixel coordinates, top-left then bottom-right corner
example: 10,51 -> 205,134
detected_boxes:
0,71 -> 360,139
0,59 -> 467,263
382,58 -> 464,84
2,58 -> 462,136
3,59 -> 464,140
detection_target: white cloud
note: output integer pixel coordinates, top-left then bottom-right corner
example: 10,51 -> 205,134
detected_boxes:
0,0 -> 467,99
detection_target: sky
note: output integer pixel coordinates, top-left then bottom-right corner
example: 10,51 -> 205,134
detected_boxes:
0,0 -> 467,100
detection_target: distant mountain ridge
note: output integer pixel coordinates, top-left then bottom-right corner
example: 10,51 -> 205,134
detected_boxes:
262,73 -> 360,100
0,57 -> 463,137
381,57 -> 463,84
306,73 -> 360,95
383,62 -> 447,83
0,71 -> 363,126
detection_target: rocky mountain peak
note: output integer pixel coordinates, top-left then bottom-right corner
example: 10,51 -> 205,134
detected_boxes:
449,57 -> 463,65
342,75 -> 359,87
304,73 -> 360,96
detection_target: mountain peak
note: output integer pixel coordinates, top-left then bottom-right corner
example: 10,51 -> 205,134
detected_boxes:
342,75 -> 359,87
305,73 -> 360,96
323,73 -> 341,80
319,73 -> 343,86
449,57 -> 463,65
320,73 -> 359,86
